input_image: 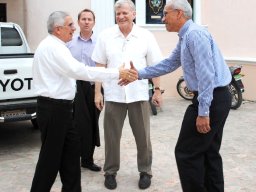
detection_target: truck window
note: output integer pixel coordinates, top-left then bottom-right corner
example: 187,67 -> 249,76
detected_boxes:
1,27 -> 23,46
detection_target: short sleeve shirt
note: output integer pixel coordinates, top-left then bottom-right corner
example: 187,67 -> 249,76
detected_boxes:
92,24 -> 162,103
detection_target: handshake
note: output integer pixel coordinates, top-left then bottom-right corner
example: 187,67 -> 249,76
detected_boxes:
118,61 -> 138,86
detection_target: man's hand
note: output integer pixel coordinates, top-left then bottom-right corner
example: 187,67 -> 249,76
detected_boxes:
94,91 -> 104,111
151,90 -> 163,107
94,81 -> 104,111
196,116 -> 211,134
118,61 -> 138,86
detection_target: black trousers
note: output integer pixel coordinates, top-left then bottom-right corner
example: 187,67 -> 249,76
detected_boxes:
74,81 -> 101,164
175,86 -> 231,192
30,98 -> 81,192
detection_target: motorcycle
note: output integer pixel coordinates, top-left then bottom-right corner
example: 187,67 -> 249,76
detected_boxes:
176,65 -> 245,109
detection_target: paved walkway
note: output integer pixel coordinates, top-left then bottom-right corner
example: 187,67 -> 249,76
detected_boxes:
0,97 -> 255,192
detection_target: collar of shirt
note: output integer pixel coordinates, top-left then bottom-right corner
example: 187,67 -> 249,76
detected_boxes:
49,34 -> 66,45
178,19 -> 193,40
77,32 -> 96,43
113,23 -> 139,40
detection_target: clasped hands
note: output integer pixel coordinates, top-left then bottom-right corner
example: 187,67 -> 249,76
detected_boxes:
118,61 -> 138,86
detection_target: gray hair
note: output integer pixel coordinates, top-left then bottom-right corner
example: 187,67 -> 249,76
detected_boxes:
166,0 -> 192,19
47,11 -> 69,34
114,0 -> 136,12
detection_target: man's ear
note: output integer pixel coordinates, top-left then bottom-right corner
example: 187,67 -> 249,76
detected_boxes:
52,26 -> 61,37
177,9 -> 184,20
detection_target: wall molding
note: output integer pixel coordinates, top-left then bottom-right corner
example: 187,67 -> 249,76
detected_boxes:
225,57 -> 256,65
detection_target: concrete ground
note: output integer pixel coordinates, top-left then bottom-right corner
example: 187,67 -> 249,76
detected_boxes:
0,97 -> 255,192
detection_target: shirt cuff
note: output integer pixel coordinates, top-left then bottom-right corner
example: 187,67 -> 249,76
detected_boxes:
138,70 -> 143,80
138,69 -> 148,80
198,105 -> 209,116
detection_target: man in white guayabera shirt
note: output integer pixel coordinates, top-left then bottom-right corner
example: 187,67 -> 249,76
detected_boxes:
92,0 -> 163,190
30,11 -> 137,192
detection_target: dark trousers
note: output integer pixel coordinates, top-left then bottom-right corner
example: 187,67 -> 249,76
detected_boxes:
30,98 -> 81,192
74,81 -> 101,164
175,87 -> 231,192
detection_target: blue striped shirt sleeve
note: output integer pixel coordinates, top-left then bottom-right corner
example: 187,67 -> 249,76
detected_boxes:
187,30 -> 215,116
138,41 -> 182,79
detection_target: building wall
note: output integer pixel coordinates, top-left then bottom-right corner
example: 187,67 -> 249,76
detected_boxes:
0,0 -> 25,29
145,0 -> 256,100
201,0 -> 256,100
2,0 -> 255,100
24,0 -> 91,51
202,0 -> 256,58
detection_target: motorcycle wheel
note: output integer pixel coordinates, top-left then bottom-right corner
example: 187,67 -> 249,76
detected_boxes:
229,82 -> 243,109
176,79 -> 194,100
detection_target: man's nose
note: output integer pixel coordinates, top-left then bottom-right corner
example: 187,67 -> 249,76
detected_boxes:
161,17 -> 165,23
119,14 -> 124,18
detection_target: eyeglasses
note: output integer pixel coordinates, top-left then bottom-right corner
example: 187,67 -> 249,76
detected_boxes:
63,22 -> 75,28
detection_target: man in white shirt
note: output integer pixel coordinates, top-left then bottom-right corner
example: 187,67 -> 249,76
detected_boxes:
30,11 -> 137,192
92,0 -> 163,190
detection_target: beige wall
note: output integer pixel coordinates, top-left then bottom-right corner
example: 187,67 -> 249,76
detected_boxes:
0,0 -> 25,29
2,0 -> 255,100
154,0 -> 256,101
1,0 -> 90,51
24,0 -> 90,51
202,0 -> 256,58
226,61 -> 256,101
242,64 -> 255,100
149,1 -> 256,58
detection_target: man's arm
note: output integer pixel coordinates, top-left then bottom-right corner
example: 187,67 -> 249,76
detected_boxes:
95,63 -> 105,111
94,62 -> 138,110
188,30 -> 214,134
151,77 -> 162,107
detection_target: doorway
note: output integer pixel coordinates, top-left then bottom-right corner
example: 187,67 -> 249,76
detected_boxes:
0,3 -> 7,22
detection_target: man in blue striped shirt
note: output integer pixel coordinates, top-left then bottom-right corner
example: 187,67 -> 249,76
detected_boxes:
138,0 -> 231,191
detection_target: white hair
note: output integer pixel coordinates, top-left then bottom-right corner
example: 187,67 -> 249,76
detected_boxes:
114,0 -> 136,12
47,11 -> 69,34
166,0 -> 192,19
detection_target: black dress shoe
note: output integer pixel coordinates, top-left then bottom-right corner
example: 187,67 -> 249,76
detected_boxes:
138,172 -> 152,189
81,162 -> 102,172
104,174 -> 117,190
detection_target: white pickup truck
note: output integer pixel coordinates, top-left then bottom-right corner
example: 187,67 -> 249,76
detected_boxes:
0,22 -> 37,127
